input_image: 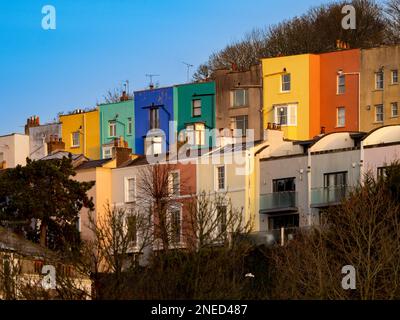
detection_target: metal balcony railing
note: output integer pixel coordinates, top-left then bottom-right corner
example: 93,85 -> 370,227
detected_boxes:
260,192 -> 298,213
311,186 -> 348,208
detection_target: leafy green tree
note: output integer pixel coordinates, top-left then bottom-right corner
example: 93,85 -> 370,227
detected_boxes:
0,156 -> 95,253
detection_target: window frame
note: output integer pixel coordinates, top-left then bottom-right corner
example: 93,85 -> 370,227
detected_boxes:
281,73 -> 291,92
375,71 -> 384,90
192,99 -> 202,117
169,206 -> 182,245
215,165 -> 226,191
337,74 -> 345,94
71,131 -> 80,148
125,176 -> 136,203
127,117 -> 133,135
232,89 -> 248,107
337,106 -> 346,127
108,121 -> 117,138
375,104 -> 384,123
391,102 -> 398,118
274,104 -> 297,127
231,115 -> 249,137
169,170 -> 181,197
392,70 -> 398,84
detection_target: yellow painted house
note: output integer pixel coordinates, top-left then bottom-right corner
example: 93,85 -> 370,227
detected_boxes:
262,54 -> 321,141
60,109 -> 101,160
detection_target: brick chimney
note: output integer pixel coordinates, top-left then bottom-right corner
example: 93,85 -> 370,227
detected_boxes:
47,135 -> 65,154
25,116 -> 40,135
120,91 -> 129,102
113,137 -> 132,167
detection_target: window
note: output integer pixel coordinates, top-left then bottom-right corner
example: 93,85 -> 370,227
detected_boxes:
337,107 -> 346,127
377,167 -> 388,179
150,108 -> 160,130
375,71 -> 384,90
274,104 -> 297,126
125,177 -> 136,203
102,146 -> 114,159
109,121 -> 117,137
268,214 -> 299,231
169,171 -> 180,196
0,152 -> 3,163
127,118 -> 133,135
192,99 -> 202,117
126,215 -> 137,245
375,104 -> 384,122
72,131 -> 80,147
216,166 -> 226,191
281,73 -> 291,92
230,115 -> 248,137
170,209 -> 181,244
392,70 -> 398,84
186,123 -> 205,146
232,89 -> 248,107
391,102 -> 398,117
337,75 -> 345,94
217,205 -> 227,235
146,136 -> 162,155
324,172 -> 347,188
273,178 -> 296,193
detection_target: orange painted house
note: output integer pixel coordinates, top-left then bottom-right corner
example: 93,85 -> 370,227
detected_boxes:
319,49 -> 361,133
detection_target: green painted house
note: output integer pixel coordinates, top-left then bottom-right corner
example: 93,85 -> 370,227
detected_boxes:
174,81 -> 216,149
99,100 -> 135,158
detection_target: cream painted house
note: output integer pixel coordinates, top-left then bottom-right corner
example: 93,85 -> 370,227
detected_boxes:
0,133 -> 30,170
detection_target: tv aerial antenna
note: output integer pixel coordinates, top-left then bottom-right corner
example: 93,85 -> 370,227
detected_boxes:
182,62 -> 194,83
146,74 -> 160,88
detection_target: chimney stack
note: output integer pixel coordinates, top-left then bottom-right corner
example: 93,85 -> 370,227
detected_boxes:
120,91 -> 129,102
25,116 -> 40,135
113,137 -> 132,167
47,135 -> 65,154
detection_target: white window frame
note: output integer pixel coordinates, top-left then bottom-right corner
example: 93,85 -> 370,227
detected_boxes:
127,118 -> 133,135
281,73 -> 291,92
337,75 -> 345,94
337,107 -> 346,127
215,165 -> 226,192
124,177 -> 136,203
232,89 -> 248,107
109,121 -> 117,137
102,146 -> 114,159
168,170 -> 181,197
375,104 -> 384,123
192,99 -> 202,117
71,131 -> 80,148
392,70 -> 398,84
169,206 -> 183,246
391,102 -> 398,118
375,71 -> 384,90
274,104 -> 297,127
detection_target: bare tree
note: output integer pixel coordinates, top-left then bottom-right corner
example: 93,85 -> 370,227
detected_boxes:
98,87 -> 134,105
270,164 -> 400,300
385,0 -> 400,43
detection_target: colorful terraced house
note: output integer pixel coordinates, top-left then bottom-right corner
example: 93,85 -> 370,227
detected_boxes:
99,95 -> 135,159
262,53 -> 321,141
175,81 -> 216,149
59,108 -> 101,160
134,86 -> 175,156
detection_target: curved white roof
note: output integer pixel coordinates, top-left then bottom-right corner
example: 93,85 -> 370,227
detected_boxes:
363,125 -> 400,146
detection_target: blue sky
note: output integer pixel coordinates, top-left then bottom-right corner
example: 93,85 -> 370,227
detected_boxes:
0,0 -> 343,135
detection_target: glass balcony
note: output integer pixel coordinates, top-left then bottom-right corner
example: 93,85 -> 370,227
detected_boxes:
260,192 -> 298,213
249,227 -> 301,246
311,186 -> 348,208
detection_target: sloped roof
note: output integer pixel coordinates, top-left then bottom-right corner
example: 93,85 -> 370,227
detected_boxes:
0,226 -> 56,259
40,151 -> 87,161
75,158 -> 112,170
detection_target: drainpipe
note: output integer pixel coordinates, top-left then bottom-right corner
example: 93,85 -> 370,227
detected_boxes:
307,148 -> 312,226
83,113 -> 87,156
360,140 -> 365,185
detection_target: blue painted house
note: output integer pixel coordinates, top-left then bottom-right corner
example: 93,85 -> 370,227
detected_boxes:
134,86 -> 176,155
